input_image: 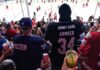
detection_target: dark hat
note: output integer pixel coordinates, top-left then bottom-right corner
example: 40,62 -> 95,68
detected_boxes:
19,17 -> 32,29
59,3 -> 71,17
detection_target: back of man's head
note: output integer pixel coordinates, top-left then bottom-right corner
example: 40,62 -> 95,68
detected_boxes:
0,59 -> 16,70
59,3 -> 71,17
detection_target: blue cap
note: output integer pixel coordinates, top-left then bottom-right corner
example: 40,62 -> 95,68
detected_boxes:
19,17 -> 32,29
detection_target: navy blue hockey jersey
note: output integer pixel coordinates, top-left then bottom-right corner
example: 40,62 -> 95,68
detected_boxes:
12,35 -> 44,70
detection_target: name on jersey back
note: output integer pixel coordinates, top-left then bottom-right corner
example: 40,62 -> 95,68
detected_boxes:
14,44 -> 27,51
58,25 -> 75,36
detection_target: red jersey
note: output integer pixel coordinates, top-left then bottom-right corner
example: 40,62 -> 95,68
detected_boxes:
78,31 -> 100,70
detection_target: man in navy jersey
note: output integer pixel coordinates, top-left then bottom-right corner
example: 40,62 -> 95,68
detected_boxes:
45,3 -> 83,70
11,17 -> 44,70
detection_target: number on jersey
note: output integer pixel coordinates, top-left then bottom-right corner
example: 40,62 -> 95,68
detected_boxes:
58,37 -> 74,55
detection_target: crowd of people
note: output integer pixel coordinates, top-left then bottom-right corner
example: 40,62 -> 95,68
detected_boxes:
0,2 -> 100,70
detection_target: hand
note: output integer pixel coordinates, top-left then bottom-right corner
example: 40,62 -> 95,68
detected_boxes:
0,43 -> 12,63
41,56 -> 51,69
2,42 -> 13,57
61,57 -> 78,70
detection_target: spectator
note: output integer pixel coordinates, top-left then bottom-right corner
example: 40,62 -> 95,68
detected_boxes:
44,3 -> 83,70
5,24 -> 17,41
0,59 -> 16,70
78,17 -> 100,70
0,25 -> 6,36
11,17 -> 45,70
14,25 -> 20,34
0,33 -> 12,60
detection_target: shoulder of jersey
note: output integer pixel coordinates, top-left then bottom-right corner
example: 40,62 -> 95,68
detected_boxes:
31,35 -> 43,41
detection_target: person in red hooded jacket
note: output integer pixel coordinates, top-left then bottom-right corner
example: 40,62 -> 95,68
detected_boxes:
61,17 -> 100,70
78,17 -> 100,70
